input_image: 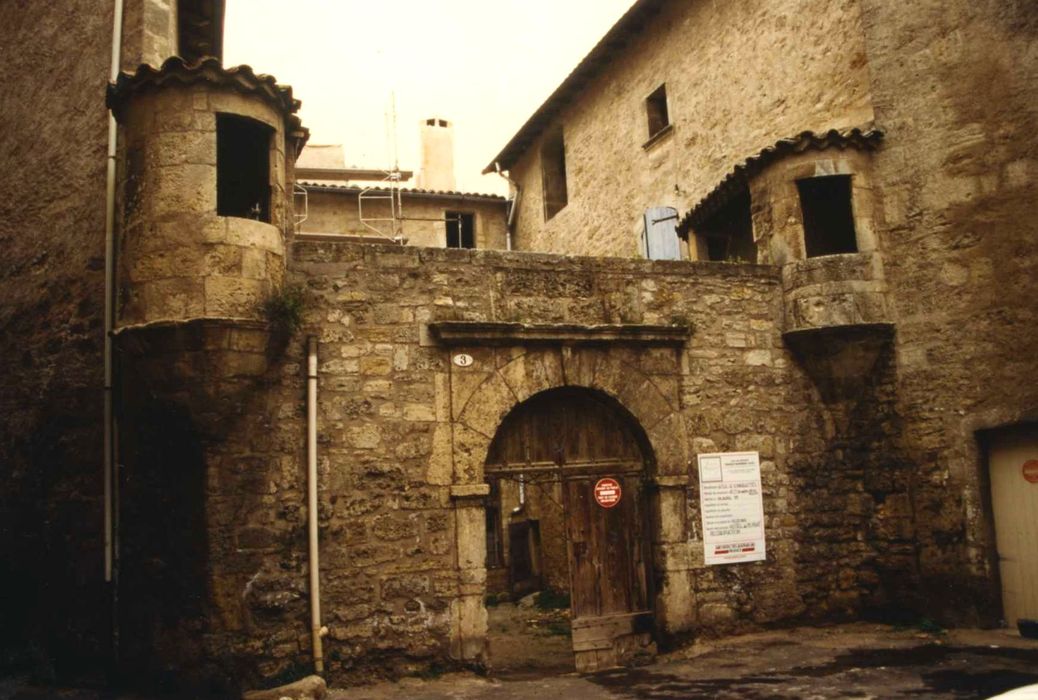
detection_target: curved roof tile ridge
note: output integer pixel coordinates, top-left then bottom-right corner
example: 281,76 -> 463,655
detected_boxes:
107,56 -> 309,151
677,126 -> 884,235
108,56 -> 301,117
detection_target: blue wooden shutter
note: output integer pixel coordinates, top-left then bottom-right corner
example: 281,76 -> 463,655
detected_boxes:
644,206 -> 681,260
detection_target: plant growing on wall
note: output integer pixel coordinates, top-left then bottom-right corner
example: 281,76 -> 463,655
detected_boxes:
260,283 -> 306,336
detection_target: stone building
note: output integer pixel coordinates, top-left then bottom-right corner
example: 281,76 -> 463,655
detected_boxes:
0,0 -> 1036,694
298,182 -> 508,250
294,139 -> 510,249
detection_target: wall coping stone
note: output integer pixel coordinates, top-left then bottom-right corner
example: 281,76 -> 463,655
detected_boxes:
291,239 -> 782,280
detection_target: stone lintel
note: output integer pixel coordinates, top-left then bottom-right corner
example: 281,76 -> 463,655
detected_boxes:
429,321 -> 692,347
450,483 -> 491,501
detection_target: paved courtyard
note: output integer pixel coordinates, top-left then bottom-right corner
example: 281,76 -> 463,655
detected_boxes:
3,623 -> 1036,699
334,624 -> 1038,700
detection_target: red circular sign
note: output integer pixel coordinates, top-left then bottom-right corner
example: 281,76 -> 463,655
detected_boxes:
594,478 -> 622,508
1023,460 -> 1038,484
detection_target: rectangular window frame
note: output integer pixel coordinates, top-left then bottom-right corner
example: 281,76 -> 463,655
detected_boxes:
445,210 -> 476,249
540,126 -> 568,221
645,83 -> 670,141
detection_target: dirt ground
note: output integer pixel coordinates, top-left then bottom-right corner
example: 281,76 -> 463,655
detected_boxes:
484,601 -> 574,678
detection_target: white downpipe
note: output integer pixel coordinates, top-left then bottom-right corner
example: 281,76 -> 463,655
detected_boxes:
307,337 -> 328,673
493,162 -> 519,251
104,0 -> 126,585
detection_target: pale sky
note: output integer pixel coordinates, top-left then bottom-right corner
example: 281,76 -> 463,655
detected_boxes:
224,0 -> 637,195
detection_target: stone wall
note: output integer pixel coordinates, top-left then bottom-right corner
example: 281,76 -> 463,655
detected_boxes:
173,239 -> 926,686
0,0 -> 216,677
300,188 -> 509,250
857,0 -> 1038,620
0,0 -> 117,678
507,0 -> 874,257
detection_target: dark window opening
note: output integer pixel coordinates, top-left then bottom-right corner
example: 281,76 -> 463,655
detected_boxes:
797,175 -> 857,257
217,114 -> 272,222
646,84 -> 670,138
426,118 -> 436,126
696,185 -> 755,262
438,119 -> 448,127
540,126 -> 568,220
446,211 -> 475,249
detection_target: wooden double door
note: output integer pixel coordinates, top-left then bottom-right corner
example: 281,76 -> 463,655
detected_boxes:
485,388 -> 656,672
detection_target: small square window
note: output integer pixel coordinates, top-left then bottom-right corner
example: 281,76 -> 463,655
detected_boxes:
646,84 -> 669,139
797,175 -> 857,257
446,211 -> 475,249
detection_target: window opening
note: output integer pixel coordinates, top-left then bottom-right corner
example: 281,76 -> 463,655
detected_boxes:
797,175 -> 857,257
216,114 -> 272,222
540,126 -> 568,220
695,185 -> 755,262
646,84 -> 670,139
643,206 -> 681,260
446,211 -> 475,249
426,118 -> 436,126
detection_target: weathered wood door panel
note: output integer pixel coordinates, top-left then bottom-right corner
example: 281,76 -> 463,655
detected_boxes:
485,389 -> 656,672
989,427 -> 1038,627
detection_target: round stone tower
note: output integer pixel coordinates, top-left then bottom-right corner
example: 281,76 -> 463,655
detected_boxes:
108,56 -> 308,328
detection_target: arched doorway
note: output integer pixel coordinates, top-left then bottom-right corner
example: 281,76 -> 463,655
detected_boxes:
483,387 -> 656,673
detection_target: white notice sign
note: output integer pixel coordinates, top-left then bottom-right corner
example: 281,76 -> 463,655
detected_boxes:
698,451 -> 766,566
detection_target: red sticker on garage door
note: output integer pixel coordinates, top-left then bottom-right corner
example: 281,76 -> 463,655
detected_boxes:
1023,460 -> 1038,484
594,478 -> 622,508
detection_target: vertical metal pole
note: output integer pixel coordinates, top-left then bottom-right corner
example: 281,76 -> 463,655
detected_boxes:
104,0 -> 126,586
307,337 -> 326,673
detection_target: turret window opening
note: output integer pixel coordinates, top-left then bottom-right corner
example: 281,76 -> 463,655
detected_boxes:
216,113 -> 273,223
797,175 -> 857,257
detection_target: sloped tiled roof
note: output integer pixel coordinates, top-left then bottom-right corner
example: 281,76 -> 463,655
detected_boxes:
300,182 -> 507,202
107,57 -> 309,150
677,127 -> 885,235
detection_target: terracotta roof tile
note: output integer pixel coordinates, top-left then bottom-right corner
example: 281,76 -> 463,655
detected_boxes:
107,56 -> 309,150
677,127 -> 885,236
299,182 -> 507,202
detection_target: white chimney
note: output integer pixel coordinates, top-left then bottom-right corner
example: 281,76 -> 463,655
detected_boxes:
416,117 -> 456,192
